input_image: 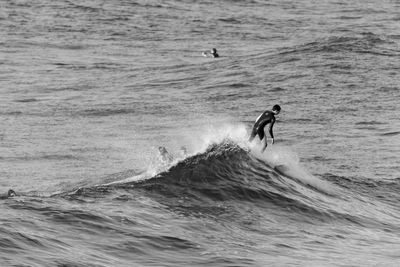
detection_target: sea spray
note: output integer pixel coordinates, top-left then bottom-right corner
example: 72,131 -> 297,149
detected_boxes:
250,145 -> 334,195
192,123 -> 249,153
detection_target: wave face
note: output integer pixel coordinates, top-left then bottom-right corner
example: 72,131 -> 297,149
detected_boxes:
4,141 -> 400,266
130,142 -> 330,214
64,140 -> 400,231
137,142 -> 271,199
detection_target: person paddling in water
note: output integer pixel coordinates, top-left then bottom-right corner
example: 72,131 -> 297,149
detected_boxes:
0,189 -> 16,200
202,48 -> 219,58
249,104 -> 281,152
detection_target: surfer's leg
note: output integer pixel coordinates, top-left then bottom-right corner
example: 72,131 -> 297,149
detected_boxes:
248,128 -> 257,142
257,130 -> 267,152
257,128 -> 265,141
261,137 -> 268,152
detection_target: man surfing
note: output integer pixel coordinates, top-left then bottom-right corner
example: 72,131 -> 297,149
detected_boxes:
249,104 -> 281,152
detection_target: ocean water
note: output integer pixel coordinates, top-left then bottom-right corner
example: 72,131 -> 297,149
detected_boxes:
1,0 -> 400,266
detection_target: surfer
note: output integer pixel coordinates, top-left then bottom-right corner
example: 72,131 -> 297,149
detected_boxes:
202,48 -> 219,58
0,189 -> 16,199
249,104 -> 281,152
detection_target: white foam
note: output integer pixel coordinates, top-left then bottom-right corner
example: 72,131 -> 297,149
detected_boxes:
250,144 -> 334,194
102,172 -> 151,186
117,122 -> 334,195
185,122 -> 332,194
191,123 -> 249,154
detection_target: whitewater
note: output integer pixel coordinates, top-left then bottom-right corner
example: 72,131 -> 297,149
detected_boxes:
1,0 -> 400,266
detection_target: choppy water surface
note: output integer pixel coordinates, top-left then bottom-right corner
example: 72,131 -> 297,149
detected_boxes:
1,0 -> 399,266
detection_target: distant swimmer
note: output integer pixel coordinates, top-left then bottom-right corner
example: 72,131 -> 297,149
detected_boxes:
0,189 -> 16,200
202,48 -> 219,58
158,146 -> 173,164
249,104 -> 281,152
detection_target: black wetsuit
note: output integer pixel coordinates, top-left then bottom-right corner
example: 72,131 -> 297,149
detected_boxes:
0,189 -> 16,199
203,50 -> 219,58
250,110 -> 276,141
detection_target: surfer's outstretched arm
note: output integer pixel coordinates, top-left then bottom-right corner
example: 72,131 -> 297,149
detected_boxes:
268,120 -> 275,144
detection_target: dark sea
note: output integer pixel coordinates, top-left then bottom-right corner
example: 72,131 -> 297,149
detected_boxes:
1,0 -> 400,266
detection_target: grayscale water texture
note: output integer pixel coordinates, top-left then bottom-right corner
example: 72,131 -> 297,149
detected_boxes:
1,0 -> 399,266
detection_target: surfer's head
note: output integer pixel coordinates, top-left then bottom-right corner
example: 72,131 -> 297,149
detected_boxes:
272,104 -> 281,115
211,48 -> 219,57
7,189 -> 16,197
202,48 -> 219,58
